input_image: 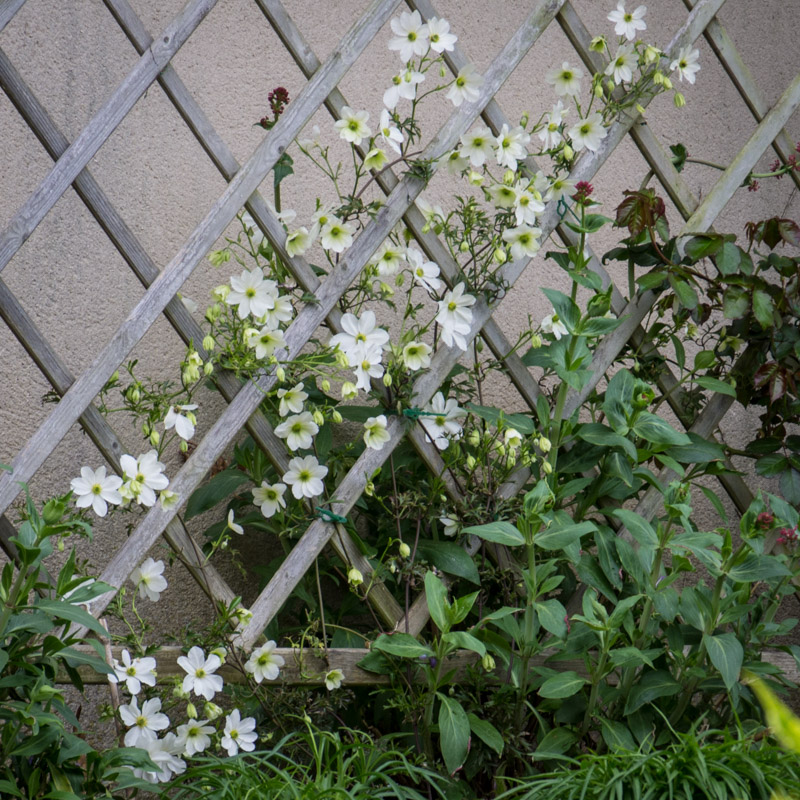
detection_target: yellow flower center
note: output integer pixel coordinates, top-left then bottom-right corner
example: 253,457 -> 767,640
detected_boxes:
246,288 -> 256,298
448,301 -> 457,311
196,668 -> 206,678
91,484 -> 102,495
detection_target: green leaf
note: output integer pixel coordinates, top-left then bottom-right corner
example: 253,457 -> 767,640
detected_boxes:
467,713 -> 504,755
612,509 -> 658,548
669,143 -> 688,172
535,520 -> 596,551
669,274 -> 698,309
752,288 -> 775,328
668,433 -> 726,464
579,315 -> 624,337
603,369 -> 635,434
273,152 -> 294,188
542,288 -> 581,333
703,632 -> 743,690
371,633 -> 433,660
535,599 -> 568,639
438,695 -> 470,775
727,555 -> 790,582
624,670 -> 681,714
632,412 -> 691,447
416,541 -> 479,584
335,405 -> 381,422
723,287 -> 750,319
465,404 -> 535,434
600,718 -> 637,752
425,571 -> 450,633
717,241 -> 742,275
185,468 -> 250,520
534,727 -> 579,756
33,600 -> 107,637
781,469 -> 800,505
694,376 -> 737,398
609,646 -> 656,670
60,647 -> 114,675
462,521 -> 524,547
685,234 -> 723,261
442,631 -> 485,657
577,423 -> 637,460
538,671 -> 587,699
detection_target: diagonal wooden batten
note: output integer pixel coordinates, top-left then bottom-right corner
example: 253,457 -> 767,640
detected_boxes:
686,72 -> 800,233
0,277 -> 238,607
0,0 -> 400,520
683,0 -> 800,192
0,0 -> 26,33
0,0 -> 218,275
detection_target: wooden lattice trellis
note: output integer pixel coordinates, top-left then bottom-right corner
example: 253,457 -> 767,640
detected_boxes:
1,0 -> 800,686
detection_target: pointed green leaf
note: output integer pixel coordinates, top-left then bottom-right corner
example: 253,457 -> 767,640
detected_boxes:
467,713 -> 504,755
438,695 -> 470,775
462,521 -> 525,547
538,671 -> 587,699
703,632 -> 743,690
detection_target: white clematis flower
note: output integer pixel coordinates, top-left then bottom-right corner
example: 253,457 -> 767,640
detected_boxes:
420,393 -> 467,450
363,415 -> 391,451
608,2 -> 647,40
176,646 -> 224,701
334,107 -> 371,146
568,112 -> 608,153
388,10 -> 429,62
110,649 -> 157,695
163,404 -> 199,441
446,64 -> 482,107
283,455 -> 328,499
436,283 -> 475,351
131,557 -> 168,602
70,466 -> 122,517
275,412 -> 319,451
546,61 -> 583,97
226,267 -> 278,319
541,311 -> 569,340
119,450 -> 169,508
670,45 -> 700,84
221,709 -> 258,756
119,696 -> 170,748
252,482 -> 287,518
245,640 -> 285,683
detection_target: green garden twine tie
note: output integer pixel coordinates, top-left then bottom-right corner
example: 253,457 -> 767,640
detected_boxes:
315,507 -> 347,525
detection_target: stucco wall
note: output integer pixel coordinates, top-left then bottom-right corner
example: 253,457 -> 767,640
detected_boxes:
1,0 -> 799,645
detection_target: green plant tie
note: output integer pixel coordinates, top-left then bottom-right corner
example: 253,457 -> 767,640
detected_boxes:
557,196 -> 569,219
402,407 -> 443,420
315,507 -> 347,524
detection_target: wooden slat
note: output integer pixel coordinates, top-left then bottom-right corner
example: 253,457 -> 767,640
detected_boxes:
684,0 -> 800,192
59,643 -> 799,686
0,0 -> 400,520
0,0 -> 26,33
0,0 -> 218,275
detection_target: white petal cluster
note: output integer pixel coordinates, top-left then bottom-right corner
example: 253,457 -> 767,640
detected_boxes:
130,557 -> 168,602
420,392 -> 467,450
176,646 -> 224,701
70,466 -> 122,517
435,283 -> 476,351
245,640 -> 285,682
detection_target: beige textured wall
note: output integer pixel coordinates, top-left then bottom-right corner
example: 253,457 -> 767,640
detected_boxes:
1,0 -> 799,640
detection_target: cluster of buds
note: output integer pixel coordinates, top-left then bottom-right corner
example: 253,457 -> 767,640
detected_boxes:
258,86 -> 290,129
756,511 -> 775,531
777,526 -> 799,548
571,180 -> 594,205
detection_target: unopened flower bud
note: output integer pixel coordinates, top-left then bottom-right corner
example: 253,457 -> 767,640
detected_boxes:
331,409 -> 343,424
395,272 -> 405,287
493,247 -> 507,264
542,460 -> 553,474
204,702 -> 224,721
379,281 -> 394,297
644,45 -> 660,64
202,334 -> 216,352
276,366 -> 286,383
205,304 -> 221,323
503,169 -> 515,185
398,541 -> 411,558
594,83 -> 604,99
365,480 -> 375,497
341,381 -> 358,400
348,567 -> 364,586
467,170 -> 483,186
313,410 -> 325,426
142,422 -> 151,437
468,430 -> 481,447
321,378 -> 331,393
590,35 -> 606,52
149,430 -> 160,447
382,372 -> 393,387
173,685 -> 190,700
466,455 -> 477,470
673,92 -> 685,108
562,144 -> 573,161
208,248 -> 230,267
204,362 -> 214,376
212,284 -> 230,302
606,78 -> 615,92
482,653 -> 496,671
635,103 -> 646,116
662,76 -> 673,90
460,240 -> 470,253
186,702 -> 198,720
127,385 -> 141,404
538,436 -> 552,453
110,370 -> 119,384
530,333 -> 542,349
180,440 -> 188,453
653,70 -> 665,85
519,111 -> 529,128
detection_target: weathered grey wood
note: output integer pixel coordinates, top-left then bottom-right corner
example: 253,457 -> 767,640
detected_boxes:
686,72 -> 800,233
0,0 -> 400,521
0,0 -> 218,275
684,0 -> 800,192
0,0 -> 26,33
57,643 -> 800,686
